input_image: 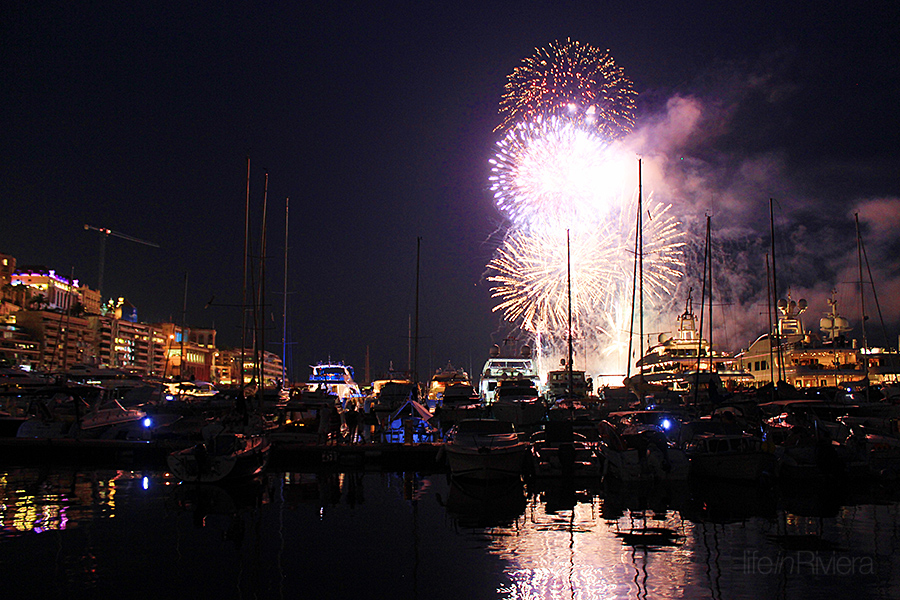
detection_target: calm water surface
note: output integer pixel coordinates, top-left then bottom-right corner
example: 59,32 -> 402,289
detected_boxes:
1,467 -> 899,599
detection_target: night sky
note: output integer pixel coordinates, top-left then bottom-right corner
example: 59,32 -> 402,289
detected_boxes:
3,1 -> 899,383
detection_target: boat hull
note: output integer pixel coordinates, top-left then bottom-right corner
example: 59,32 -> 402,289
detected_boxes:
601,446 -> 690,482
445,442 -> 529,481
167,435 -> 271,483
491,400 -> 545,428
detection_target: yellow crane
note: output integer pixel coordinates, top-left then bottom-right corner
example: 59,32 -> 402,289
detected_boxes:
84,224 -> 160,295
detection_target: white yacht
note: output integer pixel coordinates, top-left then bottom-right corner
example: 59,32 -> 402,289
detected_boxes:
627,291 -> 749,396
478,342 -> 540,405
737,290 -> 900,390
306,362 -> 364,408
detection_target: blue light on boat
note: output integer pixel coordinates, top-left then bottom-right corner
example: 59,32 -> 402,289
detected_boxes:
661,418 -> 672,431
142,476 -> 149,490
143,417 -> 152,428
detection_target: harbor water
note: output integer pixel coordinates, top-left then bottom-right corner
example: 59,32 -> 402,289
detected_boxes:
2,467 -> 899,599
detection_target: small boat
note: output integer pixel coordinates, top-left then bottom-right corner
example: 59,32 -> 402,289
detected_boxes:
435,383 -> 484,424
381,398 -> 440,443
545,367 -> 590,401
426,363 -> 471,408
597,420 -> 690,482
530,421 -> 601,478
167,423 -> 271,483
760,399 -> 868,478
370,380 -> 419,415
681,424 -> 776,481
443,418 -> 529,481
306,362 -> 364,409
490,378 -> 546,427
15,383 -> 176,440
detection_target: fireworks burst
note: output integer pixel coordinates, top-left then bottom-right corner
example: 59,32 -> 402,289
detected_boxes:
498,38 -> 636,139
487,193 -> 685,375
487,42 -> 686,379
489,116 -> 631,230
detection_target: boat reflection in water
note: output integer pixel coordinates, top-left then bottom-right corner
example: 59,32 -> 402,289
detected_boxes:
438,476 -> 527,528
2,468 -> 899,599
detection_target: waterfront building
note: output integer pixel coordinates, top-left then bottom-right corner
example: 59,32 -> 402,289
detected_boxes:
215,347 -> 284,388
11,267 -> 82,313
88,315 -> 167,376
0,253 -> 15,286
155,323 -> 217,382
0,322 -> 40,367
13,309 -> 97,371
0,253 -> 286,384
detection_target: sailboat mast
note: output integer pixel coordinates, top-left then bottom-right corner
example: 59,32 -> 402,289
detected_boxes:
414,236 -> 421,388
626,204 -> 638,381
708,218 -> 713,371
766,253 -> 775,399
855,212 -> 869,381
240,156 -> 250,392
282,197 -> 289,386
695,215 -> 710,402
181,271 -> 188,380
638,159 -> 644,380
567,229 -> 573,395
769,199 -> 782,382
857,215 -> 891,348
258,172 -> 269,396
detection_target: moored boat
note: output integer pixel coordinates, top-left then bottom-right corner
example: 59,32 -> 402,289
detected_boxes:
490,378 -> 546,428
443,418 -> 529,481
597,419 -> 690,482
167,424 -> 271,483
427,363 -> 471,408
682,429 -> 776,481
530,421 -> 601,478
435,383 -> 484,424
306,362 -> 364,409
478,341 -> 541,405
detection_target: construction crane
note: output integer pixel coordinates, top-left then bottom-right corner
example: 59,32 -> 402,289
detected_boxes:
84,224 -> 160,295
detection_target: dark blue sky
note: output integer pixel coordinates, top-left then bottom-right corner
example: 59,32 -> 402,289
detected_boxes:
3,1 -> 898,382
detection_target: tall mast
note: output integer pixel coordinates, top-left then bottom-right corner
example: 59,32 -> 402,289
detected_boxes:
240,156 -> 250,392
626,198 -> 638,381
181,271 -> 188,380
695,215 -> 710,402
857,214 -> 891,349
855,212 -> 869,379
769,198 -> 783,383
257,171 -> 269,397
567,229 -> 573,396
414,236 -> 421,389
638,159 -> 644,384
282,197 -> 289,386
708,217 -> 713,368
766,253 -> 775,400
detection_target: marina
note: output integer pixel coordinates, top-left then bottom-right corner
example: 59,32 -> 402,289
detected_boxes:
3,3 -> 900,599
